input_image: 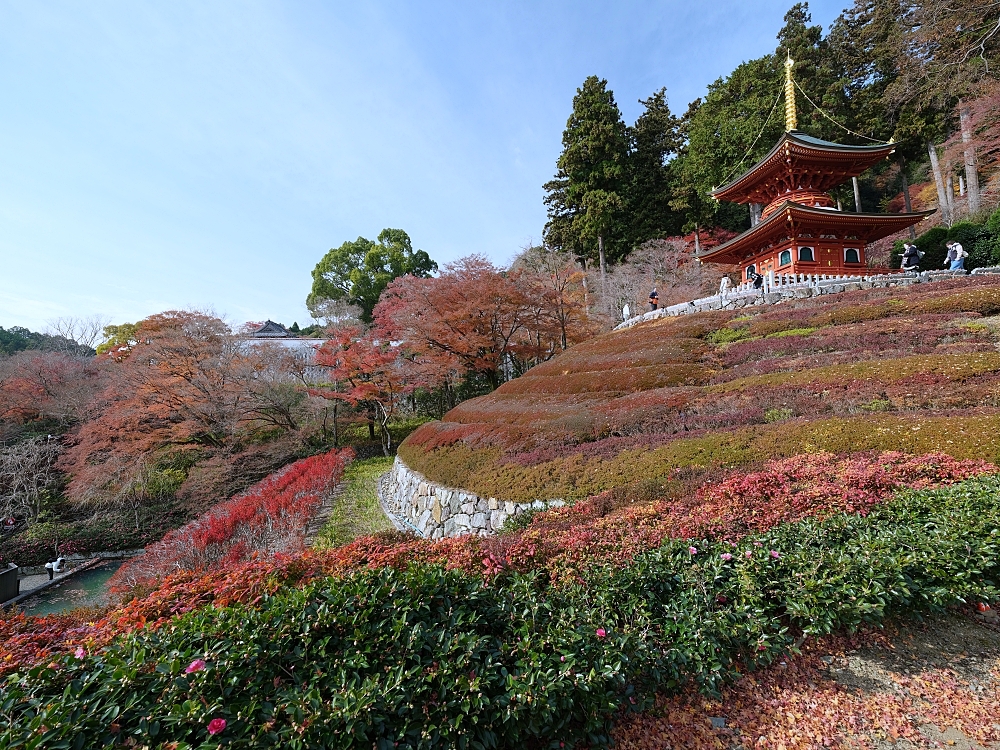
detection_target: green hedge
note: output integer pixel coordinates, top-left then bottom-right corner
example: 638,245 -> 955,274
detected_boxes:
3,477 -> 999,749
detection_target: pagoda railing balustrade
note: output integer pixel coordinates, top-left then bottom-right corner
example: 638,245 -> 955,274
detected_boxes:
614,267 -> 985,331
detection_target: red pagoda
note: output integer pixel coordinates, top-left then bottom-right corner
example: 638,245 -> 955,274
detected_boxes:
699,57 -> 933,281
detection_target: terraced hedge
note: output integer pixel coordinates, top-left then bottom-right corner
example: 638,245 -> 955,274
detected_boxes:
399,277 -> 1000,502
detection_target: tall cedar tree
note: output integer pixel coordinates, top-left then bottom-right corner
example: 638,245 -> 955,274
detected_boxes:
543,76 -> 630,276
307,228 -> 437,323
627,88 -> 684,245
672,3 -> 861,233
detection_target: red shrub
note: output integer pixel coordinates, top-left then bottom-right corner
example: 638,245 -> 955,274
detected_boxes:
110,448 -> 353,589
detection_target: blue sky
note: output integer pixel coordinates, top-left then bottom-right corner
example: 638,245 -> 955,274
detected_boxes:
0,0 -> 847,332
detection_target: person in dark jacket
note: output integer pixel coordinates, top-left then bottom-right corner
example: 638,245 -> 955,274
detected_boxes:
648,288 -> 659,311
900,242 -> 921,272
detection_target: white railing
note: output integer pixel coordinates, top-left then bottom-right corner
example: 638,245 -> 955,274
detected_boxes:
617,268 -> 971,330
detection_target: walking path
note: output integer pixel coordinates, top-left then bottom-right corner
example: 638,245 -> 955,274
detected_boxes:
304,480 -> 348,546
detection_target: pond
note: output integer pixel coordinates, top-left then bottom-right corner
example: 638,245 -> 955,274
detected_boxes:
21,559 -> 123,616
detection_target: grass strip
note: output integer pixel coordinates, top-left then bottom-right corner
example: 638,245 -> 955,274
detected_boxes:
314,456 -> 393,548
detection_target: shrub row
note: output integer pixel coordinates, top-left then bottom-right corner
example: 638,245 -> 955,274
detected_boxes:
3,476 -> 999,748
110,448 -> 353,590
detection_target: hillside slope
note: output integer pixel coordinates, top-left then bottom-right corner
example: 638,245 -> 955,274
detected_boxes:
400,276 -> 1000,503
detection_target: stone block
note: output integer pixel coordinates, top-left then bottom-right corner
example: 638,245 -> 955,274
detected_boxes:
431,497 -> 442,524
418,482 -> 428,496
472,512 -> 487,528
460,501 -> 475,514
476,498 -> 489,512
443,517 -> 458,536
491,511 -> 508,530
417,509 -> 432,532
452,513 -> 471,529
488,498 -> 499,510
505,501 -> 516,514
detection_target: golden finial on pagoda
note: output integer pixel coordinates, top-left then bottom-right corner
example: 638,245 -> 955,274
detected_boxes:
784,54 -> 797,132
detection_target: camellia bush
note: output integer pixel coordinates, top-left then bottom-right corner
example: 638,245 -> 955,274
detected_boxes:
2,475 -> 999,748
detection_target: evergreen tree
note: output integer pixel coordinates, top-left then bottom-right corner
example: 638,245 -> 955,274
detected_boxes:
626,88 -> 683,245
307,229 -> 437,324
670,55 -> 782,234
543,76 -> 630,277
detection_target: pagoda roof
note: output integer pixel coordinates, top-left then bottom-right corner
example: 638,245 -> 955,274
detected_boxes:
697,201 -> 934,265
712,131 -> 896,205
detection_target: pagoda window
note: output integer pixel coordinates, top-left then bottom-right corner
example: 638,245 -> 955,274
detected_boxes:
778,249 -> 792,267
844,248 -> 861,264
798,246 -> 815,262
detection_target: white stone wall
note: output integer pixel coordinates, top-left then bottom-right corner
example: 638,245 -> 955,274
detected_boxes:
379,456 -> 564,539
615,269 -> 976,331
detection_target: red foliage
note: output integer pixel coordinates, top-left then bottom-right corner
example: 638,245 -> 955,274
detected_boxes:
613,627 -> 1000,750
59,311 -> 242,502
0,351 -> 103,428
497,451 -> 993,578
1,451 -> 989,681
109,448 -> 353,589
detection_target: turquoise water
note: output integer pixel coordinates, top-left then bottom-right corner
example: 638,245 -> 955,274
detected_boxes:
21,560 -> 123,616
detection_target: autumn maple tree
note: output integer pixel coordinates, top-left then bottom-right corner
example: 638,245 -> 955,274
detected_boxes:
312,325 -> 423,456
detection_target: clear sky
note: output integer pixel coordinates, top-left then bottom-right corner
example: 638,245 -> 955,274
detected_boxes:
0,0 -> 848,332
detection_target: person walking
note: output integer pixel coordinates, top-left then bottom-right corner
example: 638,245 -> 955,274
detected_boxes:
648,288 -> 659,311
900,242 -> 921,272
944,241 -> 967,271
719,275 -> 731,298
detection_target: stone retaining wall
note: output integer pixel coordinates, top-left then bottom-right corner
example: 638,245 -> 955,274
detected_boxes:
615,268 -> 992,331
379,457 -> 564,539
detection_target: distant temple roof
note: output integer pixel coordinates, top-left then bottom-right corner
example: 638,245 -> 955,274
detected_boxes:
697,201 -> 935,265
711,131 -> 897,206
250,320 -> 292,338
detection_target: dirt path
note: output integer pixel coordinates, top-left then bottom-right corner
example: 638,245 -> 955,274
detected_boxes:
303,480 -> 347,547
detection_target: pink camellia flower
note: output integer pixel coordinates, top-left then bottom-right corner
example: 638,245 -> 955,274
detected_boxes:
745,550 -> 753,558
74,647 -> 86,659
721,553 -> 733,561
185,659 -> 207,674
596,628 -> 607,639
770,550 -> 781,559
207,718 -> 227,735
560,655 -> 566,662
688,546 -> 698,556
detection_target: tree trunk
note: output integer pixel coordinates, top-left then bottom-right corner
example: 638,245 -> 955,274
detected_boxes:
694,224 -> 702,254
598,234 -> 607,300
332,403 -> 338,446
581,266 -> 589,318
367,406 -> 376,440
946,171 -> 956,219
927,139 -> 952,226
852,177 -> 862,212
960,103 -> 982,215
900,159 -> 916,240
377,405 -> 392,457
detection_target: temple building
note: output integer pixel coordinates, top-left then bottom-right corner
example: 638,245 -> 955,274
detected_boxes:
698,57 -> 933,280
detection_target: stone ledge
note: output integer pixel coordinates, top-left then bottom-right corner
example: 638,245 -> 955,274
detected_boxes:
378,456 -> 564,539
615,269 -> 973,331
